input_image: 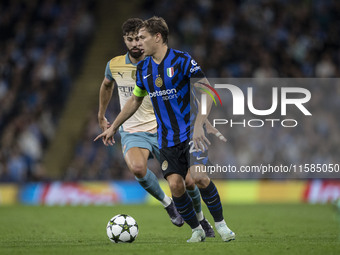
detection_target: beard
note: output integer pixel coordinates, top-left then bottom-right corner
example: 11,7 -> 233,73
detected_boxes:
128,47 -> 143,59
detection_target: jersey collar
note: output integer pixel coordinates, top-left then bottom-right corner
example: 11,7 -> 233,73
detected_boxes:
151,48 -> 171,66
125,53 -> 138,66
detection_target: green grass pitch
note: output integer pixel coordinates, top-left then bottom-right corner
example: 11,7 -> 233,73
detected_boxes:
0,204 -> 339,255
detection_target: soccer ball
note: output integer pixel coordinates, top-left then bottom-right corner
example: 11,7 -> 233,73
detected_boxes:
106,214 -> 139,243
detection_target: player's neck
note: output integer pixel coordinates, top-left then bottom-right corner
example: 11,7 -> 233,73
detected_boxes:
128,55 -> 143,64
152,45 -> 168,64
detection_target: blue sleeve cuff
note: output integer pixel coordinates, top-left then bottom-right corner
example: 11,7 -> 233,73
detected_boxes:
105,61 -> 114,81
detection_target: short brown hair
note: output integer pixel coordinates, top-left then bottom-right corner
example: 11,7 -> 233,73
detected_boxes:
122,18 -> 143,36
140,16 -> 169,44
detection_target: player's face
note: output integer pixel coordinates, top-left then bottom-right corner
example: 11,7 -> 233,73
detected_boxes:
137,28 -> 156,56
124,32 -> 143,59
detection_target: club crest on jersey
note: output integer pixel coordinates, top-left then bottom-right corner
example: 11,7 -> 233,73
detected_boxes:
155,76 -> 163,87
167,67 -> 174,78
161,160 -> 168,171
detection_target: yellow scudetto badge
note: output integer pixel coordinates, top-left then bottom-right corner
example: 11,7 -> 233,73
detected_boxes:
155,76 -> 163,87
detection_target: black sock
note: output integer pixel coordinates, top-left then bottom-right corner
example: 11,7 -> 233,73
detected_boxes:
199,181 -> 223,222
172,192 -> 199,229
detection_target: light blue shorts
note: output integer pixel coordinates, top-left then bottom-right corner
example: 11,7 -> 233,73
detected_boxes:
120,130 -> 160,161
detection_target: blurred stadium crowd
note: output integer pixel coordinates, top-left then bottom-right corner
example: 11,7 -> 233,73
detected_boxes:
1,0 -> 339,182
0,0 -> 95,182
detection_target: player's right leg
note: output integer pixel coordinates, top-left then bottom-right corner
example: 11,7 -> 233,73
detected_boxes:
160,142 -> 205,242
124,147 -> 183,227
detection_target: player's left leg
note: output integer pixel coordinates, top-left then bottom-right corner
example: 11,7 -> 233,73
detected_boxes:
185,173 -> 215,237
166,173 -> 205,243
121,131 -> 183,227
190,166 -> 235,242
125,148 -> 183,227
125,147 -> 163,197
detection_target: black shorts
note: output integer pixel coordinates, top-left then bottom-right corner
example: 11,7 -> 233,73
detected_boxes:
160,139 -> 209,179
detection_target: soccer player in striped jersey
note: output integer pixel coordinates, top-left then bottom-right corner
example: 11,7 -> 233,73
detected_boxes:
97,18 -> 215,236
95,17 -> 235,242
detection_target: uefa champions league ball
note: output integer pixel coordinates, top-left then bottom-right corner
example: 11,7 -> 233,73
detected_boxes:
106,214 -> 139,243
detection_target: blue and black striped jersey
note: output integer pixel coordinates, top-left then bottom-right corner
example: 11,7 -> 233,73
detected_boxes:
133,48 -> 205,148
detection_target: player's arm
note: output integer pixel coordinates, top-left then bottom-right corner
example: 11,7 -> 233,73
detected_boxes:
98,77 -> 115,132
94,88 -> 145,146
184,55 -> 214,151
111,94 -> 143,131
204,119 -> 227,142
193,77 -> 214,151
193,94 -> 227,142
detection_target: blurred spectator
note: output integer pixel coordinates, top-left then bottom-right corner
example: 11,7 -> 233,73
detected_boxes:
0,0 -> 95,182
315,53 -> 337,77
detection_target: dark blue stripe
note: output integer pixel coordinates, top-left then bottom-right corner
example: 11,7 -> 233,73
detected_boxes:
181,209 -> 196,220
173,194 -> 190,205
174,200 -> 191,209
207,202 -> 221,209
201,185 -> 217,199
208,205 -> 222,212
201,191 -> 218,200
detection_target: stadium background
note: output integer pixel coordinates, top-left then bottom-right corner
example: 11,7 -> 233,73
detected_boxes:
0,0 -> 340,206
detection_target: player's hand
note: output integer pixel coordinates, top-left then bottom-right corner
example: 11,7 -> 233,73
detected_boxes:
205,121 -> 227,142
93,126 -> 117,146
193,124 -> 210,152
98,116 -> 110,131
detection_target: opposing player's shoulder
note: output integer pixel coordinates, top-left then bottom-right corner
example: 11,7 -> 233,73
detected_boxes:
108,55 -> 126,66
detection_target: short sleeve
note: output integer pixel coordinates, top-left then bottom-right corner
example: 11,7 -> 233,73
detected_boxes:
105,61 -> 114,81
183,54 -> 205,78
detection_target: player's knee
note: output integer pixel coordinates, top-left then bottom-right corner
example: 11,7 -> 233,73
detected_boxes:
185,178 -> 195,190
193,175 -> 210,189
129,162 -> 147,178
168,178 -> 185,196
169,181 -> 185,193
